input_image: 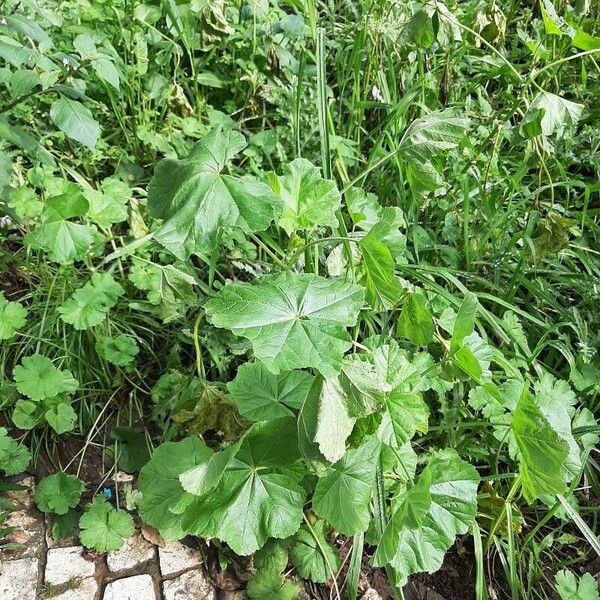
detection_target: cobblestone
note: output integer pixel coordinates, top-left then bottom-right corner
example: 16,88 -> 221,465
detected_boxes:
103,574 -> 156,600
0,477 -> 217,600
163,568 -> 216,600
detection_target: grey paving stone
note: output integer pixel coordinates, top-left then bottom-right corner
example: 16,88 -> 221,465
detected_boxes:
162,568 -> 216,600
107,533 -> 155,572
45,546 -> 96,586
159,541 -> 202,576
0,556 -> 38,600
52,577 -> 98,600
103,574 -> 156,600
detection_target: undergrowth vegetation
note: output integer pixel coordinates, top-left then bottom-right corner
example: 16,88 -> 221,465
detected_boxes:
0,0 -> 599,598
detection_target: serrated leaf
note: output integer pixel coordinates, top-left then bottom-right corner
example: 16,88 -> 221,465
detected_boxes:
25,192 -> 93,264
138,437 -> 211,540
535,374 -> 581,479
399,109 -> 469,193
360,207 -> 403,310
180,418 -> 305,555
290,521 -> 341,583
555,569 -> 600,600
254,539 -> 289,572
147,127 -> 282,259
44,396 -> 77,434
79,496 -> 134,552
96,334 -> 139,366
512,390 -> 569,503
247,568 -> 299,600
129,259 -> 198,323
0,292 -> 27,340
85,177 -> 129,227
313,436 -> 380,535
521,92 -> 583,140
0,427 -> 31,475
13,354 -> 78,401
35,472 -> 84,515
50,97 -> 100,150
398,292 -> 433,346
314,377 -> 356,463
227,362 -> 314,421
373,450 -> 479,584
51,510 -> 80,541
450,292 -> 478,352
58,273 -> 124,330
271,158 -> 340,235
205,272 -> 364,377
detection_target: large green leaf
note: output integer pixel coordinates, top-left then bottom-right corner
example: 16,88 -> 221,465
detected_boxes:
271,158 -> 340,235
521,92 -> 583,140
313,377 -> 356,463
180,418 -> 305,555
360,208 -> 403,310
312,436 -> 380,535
397,292 -> 434,346
373,450 -> 479,584
398,110 -> 469,193
25,192 -> 93,264
138,437 -> 211,539
49,97 -> 100,150
512,390 -> 569,503
227,362 -> 314,421
147,127 -> 282,259
205,272 -> 364,377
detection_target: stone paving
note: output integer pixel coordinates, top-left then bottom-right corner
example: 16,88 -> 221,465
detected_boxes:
0,478 -> 217,600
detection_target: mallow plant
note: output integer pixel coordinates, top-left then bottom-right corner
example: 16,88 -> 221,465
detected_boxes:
130,125 -> 596,596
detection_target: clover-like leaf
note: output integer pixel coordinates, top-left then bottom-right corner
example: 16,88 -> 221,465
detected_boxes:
13,354 -> 78,401
24,191 -> 93,264
58,273 -> 124,330
289,521 -> 341,583
373,449 -> 479,584
0,292 -> 27,340
79,496 -> 134,552
147,127 -> 282,259
227,362 -> 314,421
271,158 -> 341,235
180,418 -> 306,555
205,272 -> 364,377
35,472 -> 84,515
96,334 -> 139,367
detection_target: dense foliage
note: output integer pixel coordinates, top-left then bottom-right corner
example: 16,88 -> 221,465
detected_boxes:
1,0 -> 599,598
